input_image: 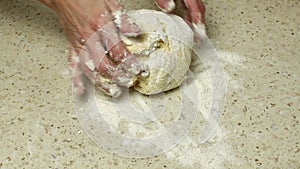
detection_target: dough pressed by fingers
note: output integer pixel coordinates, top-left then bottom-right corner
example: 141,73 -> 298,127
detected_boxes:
122,10 -> 194,95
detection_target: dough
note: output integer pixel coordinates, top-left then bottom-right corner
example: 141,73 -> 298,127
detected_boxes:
123,10 -> 194,95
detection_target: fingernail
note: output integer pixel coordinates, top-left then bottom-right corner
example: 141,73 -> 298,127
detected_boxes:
115,76 -> 136,87
129,24 -> 140,32
122,32 -> 140,37
113,73 -> 136,87
122,24 -> 141,37
166,0 -> 176,12
157,0 -> 176,13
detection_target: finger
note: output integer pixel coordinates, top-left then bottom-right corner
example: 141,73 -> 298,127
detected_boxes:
85,34 -> 136,87
97,54 -> 137,87
105,0 -> 141,37
95,74 -> 122,98
182,3 -> 192,25
98,21 -> 149,77
97,57 -> 137,87
68,47 -> 85,95
183,0 -> 205,24
183,0 -> 206,39
84,33 -> 109,76
155,0 -> 176,13
77,47 -> 122,97
78,46 -> 97,83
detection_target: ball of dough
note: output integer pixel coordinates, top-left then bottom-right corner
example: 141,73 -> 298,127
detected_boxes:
123,10 -> 194,95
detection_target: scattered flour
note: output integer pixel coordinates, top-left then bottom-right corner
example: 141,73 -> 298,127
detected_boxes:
72,9 -> 248,166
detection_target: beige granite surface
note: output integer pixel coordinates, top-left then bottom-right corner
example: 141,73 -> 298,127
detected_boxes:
0,0 -> 299,168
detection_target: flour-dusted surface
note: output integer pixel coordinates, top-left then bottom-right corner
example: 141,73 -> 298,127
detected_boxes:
1,0 -> 300,168
123,10 -> 194,95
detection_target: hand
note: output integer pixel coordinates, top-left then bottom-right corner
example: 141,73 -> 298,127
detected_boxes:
155,0 -> 206,39
39,0 -> 149,97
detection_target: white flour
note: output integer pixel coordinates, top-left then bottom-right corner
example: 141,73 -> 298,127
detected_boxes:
92,50 -> 245,166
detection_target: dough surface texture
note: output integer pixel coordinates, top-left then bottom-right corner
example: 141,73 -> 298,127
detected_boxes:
123,10 -> 194,95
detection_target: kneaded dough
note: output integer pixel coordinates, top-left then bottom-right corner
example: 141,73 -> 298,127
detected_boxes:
123,10 -> 194,95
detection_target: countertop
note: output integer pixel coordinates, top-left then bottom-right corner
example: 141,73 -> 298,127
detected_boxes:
0,0 -> 299,168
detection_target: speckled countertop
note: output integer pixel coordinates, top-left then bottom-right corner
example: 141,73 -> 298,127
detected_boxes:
0,0 -> 299,168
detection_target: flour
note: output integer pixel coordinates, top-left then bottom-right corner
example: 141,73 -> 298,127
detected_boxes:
161,51 -> 246,167
85,59 -> 95,71
86,47 -> 246,160
112,10 -> 124,27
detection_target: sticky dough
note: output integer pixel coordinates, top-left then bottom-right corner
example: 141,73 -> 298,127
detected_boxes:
123,10 -> 194,95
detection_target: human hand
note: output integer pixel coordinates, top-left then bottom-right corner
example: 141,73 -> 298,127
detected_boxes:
155,0 -> 206,39
43,0 -> 149,97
